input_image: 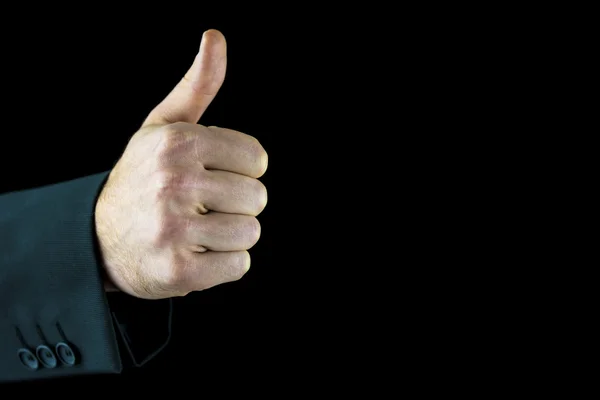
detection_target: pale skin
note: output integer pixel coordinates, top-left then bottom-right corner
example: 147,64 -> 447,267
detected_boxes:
95,29 -> 268,300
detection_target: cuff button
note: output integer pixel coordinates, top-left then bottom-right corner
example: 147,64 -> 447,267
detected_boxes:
18,348 -> 39,371
55,342 -> 77,366
36,345 -> 57,368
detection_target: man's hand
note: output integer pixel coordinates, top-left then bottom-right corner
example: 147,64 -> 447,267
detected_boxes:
95,29 -> 268,299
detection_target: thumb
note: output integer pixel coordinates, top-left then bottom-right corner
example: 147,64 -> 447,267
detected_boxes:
143,29 -> 227,127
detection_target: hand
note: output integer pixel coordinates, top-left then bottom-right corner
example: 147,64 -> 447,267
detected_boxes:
95,29 -> 268,299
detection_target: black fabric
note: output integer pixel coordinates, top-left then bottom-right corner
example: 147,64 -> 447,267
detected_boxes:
0,172 -> 170,382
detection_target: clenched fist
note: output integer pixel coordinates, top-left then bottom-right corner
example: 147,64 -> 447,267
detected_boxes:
95,30 -> 268,299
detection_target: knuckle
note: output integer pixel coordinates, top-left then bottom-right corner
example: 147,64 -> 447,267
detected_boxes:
252,179 -> 268,213
197,169 -> 215,191
163,121 -> 187,136
241,251 -> 251,274
128,252 -> 186,296
160,123 -> 185,146
159,255 -> 189,289
162,267 -> 186,288
247,138 -> 268,176
151,220 -> 172,248
154,169 -> 184,196
230,251 -> 251,280
157,122 -> 195,161
246,217 -> 261,246
181,215 -> 198,237
152,212 -> 186,248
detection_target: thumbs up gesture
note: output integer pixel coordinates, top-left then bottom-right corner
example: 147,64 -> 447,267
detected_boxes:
95,30 -> 268,299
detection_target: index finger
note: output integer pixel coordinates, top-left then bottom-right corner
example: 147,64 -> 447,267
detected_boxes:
190,125 -> 268,178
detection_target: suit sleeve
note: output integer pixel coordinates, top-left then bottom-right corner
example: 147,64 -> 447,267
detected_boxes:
0,172 -> 171,382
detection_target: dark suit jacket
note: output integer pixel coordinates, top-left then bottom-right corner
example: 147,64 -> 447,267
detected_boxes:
0,172 -> 170,382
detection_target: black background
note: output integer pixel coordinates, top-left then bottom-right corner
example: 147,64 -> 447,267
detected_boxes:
0,5 -> 437,392
0,5 -> 544,393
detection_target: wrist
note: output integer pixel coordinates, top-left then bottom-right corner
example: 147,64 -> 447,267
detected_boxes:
95,189 -> 123,293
